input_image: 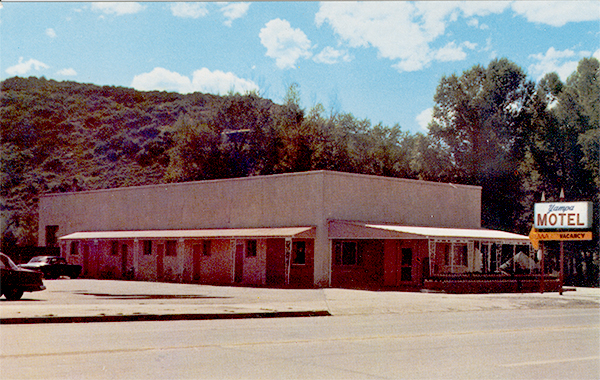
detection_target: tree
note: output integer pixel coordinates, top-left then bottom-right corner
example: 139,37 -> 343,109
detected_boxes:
272,83 -> 315,172
522,57 -> 599,286
165,115 -> 225,181
428,58 -> 536,231
527,58 -> 598,201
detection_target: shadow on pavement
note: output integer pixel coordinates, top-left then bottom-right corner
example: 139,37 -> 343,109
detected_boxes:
76,292 -> 230,300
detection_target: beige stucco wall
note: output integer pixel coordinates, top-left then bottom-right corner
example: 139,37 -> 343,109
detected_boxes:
321,172 -> 480,228
40,172 -> 324,235
41,170 -> 481,287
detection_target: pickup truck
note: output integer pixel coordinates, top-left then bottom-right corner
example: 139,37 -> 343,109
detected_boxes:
19,256 -> 82,279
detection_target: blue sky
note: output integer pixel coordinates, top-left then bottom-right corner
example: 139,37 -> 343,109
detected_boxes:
2,1 -> 599,134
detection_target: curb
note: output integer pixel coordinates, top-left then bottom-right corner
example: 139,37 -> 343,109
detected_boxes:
0,310 -> 331,325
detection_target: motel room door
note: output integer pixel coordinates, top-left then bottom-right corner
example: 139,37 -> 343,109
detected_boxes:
157,243 -> 164,281
121,243 -> 129,279
235,242 -> 244,283
384,240 -> 420,286
266,238 -> 285,287
82,243 -> 89,277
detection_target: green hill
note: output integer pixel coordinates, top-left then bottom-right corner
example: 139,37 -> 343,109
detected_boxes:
1,77 -> 280,246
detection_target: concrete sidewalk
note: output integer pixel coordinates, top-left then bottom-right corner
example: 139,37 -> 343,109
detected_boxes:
1,279 -> 599,324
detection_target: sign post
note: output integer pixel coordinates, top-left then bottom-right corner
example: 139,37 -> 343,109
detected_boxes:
559,190 -> 564,295
531,198 -> 593,295
540,242 -> 545,293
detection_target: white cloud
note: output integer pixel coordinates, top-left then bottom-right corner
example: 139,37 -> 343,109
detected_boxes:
594,50 -> 600,61
433,41 -> 467,62
259,19 -> 312,69
5,57 -> 49,76
466,18 -> 488,30
458,2 -> 511,17
56,68 -> 77,76
220,3 -> 250,26
315,1 -> 598,73
313,46 -> 352,64
529,47 -> 580,80
191,68 -> 259,94
131,68 -> 194,93
315,2 -> 475,72
91,2 -> 145,16
131,67 -> 259,95
511,1 -> 600,27
416,108 -> 433,130
462,41 -> 478,51
170,3 -> 208,19
46,28 -> 57,38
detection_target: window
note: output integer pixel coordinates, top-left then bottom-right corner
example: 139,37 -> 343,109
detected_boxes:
166,240 -> 177,256
481,244 -> 489,273
0,255 -> 19,270
193,241 -> 211,257
490,243 -> 498,272
111,241 -> 119,256
292,241 -> 306,265
143,240 -> 152,255
70,241 -> 79,255
203,240 -> 211,256
246,240 -> 257,257
334,241 -> 358,266
454,244 -> 468,266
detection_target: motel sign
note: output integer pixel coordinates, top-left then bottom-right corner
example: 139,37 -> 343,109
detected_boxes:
534,201 -> 593,229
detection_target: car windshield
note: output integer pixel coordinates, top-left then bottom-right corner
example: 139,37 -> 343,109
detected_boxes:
29,256 -> 48,263
1,254 -> 20,270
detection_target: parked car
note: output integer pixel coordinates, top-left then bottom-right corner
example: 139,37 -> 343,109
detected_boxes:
1,253 -> 46,300
19,256 -> 82,279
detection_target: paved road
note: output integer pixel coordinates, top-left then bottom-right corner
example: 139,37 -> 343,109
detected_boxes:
2,307 -> 598,379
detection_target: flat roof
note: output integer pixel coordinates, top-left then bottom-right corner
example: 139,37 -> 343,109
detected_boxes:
41,170 -> 480,198
59,227 -> 315,240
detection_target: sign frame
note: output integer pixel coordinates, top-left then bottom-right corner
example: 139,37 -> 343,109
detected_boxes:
534,201 -> 593,230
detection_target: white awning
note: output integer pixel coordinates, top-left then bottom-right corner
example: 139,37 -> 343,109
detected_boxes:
59,227 -> 315,240
329,221 -> 530,243
366,224 -> 530,242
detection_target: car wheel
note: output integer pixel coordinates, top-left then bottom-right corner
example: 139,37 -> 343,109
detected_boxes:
44,271 -> 57,280
4,287 -> 24,301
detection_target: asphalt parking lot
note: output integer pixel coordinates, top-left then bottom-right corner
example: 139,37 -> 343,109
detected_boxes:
1,279 -> 599,324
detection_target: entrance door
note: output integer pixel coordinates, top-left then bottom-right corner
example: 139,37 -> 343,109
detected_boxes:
192,243 -> 202,282
399,247 -> 413,282
157,243 -> 164,281
82,243 -> 89,277
121,244 -> 128,279
235,242 -> 244,283
384,240 -> 419,286
266,239 -> 285,286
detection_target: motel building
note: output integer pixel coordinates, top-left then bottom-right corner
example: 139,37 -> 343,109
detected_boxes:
39,171 -> 548,292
